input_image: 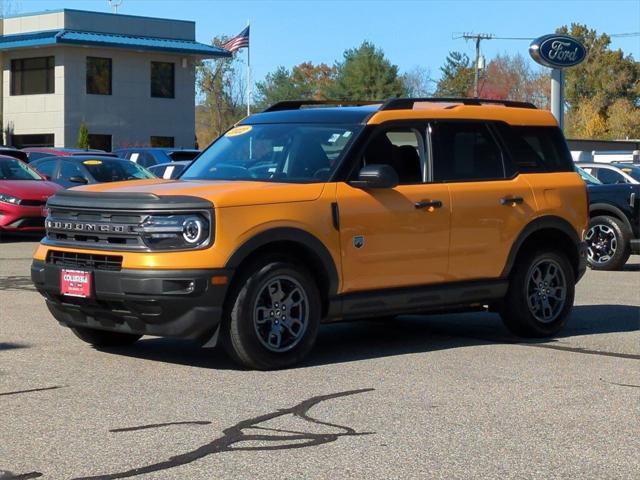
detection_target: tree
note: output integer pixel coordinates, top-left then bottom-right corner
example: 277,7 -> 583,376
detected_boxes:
434,51 -> 474,97
557,23 -> 640,139
479,53 -> 550,108
196,36 -> 246,147
402,66 -> 433,97
557,24 -> 640,108
606,98 -> 640,139
328,41 -> 406,100
254,62 -> 336,109
77,121 -> 89,149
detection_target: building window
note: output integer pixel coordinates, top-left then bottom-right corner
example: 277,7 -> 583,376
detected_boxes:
150,136 -> 175,148
88,134 -> 112,152
86,57 -> 112,95
151,62 -> 175,98
11,134 -> 55,148
11,56 -> 55,95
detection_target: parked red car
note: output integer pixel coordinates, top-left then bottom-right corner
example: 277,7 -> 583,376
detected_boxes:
0,155 -> 61,235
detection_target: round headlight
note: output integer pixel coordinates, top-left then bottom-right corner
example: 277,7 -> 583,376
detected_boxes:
182,217 -> 204,244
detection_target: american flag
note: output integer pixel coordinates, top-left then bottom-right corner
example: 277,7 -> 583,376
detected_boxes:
222,26 -> 250,53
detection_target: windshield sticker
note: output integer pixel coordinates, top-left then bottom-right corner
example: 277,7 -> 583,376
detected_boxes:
226,125 -> 252,137
327,133 -> 341,143
342,131 -> 352,138
130,153 -> 140,163
83,160 -> 103,165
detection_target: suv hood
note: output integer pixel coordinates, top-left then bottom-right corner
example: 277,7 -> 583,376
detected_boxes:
72,179 -> 326,208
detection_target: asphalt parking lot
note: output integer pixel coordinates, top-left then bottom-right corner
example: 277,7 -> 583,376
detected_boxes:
1,236 -> 638,480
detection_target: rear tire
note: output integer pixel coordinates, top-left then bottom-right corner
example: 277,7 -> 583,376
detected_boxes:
500,249 -> 575,338
585,216 -> 631,271
223,260 -> 321,370
71,327 -> 142,347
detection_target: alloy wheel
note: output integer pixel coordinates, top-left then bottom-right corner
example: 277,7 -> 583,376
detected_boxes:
253,275 -> 309,353
585,224 -> 617,265
525,258 -> 567,323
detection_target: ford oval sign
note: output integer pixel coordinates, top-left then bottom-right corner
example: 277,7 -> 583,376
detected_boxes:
529,34 -> 586,69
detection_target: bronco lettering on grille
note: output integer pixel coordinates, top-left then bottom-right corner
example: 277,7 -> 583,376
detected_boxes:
46,220 -> 127,234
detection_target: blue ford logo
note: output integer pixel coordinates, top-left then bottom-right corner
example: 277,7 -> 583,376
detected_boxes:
529,34 -> 586,68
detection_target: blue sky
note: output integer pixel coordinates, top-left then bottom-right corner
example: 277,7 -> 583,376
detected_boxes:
12,0 -> 640,86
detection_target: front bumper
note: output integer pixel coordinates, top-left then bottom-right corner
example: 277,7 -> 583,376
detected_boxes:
31,260 -> 231,340
0,204 -> 46,231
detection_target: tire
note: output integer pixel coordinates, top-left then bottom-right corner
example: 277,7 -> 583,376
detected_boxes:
71,327 -> 142,347
585,216 -> 631,271
223,260 -> 321,370
500,249 -> 575,338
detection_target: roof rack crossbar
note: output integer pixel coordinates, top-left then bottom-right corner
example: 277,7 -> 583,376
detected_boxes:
262,100 -> 382,113
379,97 -> 537,110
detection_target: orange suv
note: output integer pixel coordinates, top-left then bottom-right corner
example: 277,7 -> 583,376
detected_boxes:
31,98 -> 588,369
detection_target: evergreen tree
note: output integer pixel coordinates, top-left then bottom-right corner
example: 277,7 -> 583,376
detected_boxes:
77,121 -> 89,150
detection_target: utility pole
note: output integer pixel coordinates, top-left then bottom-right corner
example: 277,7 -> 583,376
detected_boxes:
462,33 -> 493,97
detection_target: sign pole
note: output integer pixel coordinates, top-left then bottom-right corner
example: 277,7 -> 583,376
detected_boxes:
550,68 -> 564,130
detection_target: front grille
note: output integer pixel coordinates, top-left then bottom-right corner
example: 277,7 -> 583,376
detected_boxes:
21,199 -> 46,207
47,250 -> 123,271
45,207 -> 147,249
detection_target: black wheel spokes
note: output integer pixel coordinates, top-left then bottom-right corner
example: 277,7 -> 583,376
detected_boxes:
526,259 -> 567,324
253,276 -> 309,353
585,224 -> 617,264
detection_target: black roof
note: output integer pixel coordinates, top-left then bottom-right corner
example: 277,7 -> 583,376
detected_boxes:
240,105 -> 380,125
241,98 -> 537,125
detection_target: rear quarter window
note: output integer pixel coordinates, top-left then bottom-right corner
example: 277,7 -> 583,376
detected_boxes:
497,124 -> 574,173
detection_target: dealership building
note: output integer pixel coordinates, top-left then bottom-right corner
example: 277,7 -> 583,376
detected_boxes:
0,9 -> 230,150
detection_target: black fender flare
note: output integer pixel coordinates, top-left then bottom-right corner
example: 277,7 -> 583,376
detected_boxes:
501,216 -> 581,278
589,203 -> 634,234
225,227 -> 339,296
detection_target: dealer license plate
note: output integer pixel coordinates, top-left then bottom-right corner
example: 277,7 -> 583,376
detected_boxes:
60,269 -> 92,298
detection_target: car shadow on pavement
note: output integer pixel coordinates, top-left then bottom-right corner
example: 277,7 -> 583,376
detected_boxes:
96,303 -> 639,370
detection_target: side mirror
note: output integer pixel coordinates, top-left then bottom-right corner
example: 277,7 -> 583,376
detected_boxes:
41,174 -> 51,181
349,164 -> 399,189
69,176 -> 89,184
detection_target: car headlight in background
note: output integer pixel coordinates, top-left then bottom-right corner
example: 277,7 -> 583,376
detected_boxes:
134,213 -> 212,250
0,193 -> 21,205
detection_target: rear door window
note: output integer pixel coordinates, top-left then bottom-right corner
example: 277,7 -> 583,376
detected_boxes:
497,124 -> 574,173
431,122 -> 506,182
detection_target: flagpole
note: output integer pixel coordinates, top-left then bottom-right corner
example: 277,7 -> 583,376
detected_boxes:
246,21 -> 251,116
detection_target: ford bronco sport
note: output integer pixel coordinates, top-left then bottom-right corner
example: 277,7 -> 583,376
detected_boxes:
32,98 -> 588,369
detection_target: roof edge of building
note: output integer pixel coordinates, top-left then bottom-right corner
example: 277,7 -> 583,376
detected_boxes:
1,8 -> 195,25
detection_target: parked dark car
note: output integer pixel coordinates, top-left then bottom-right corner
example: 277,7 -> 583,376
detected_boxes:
30,156 -> 155,188
578,162 -> 640,185
113,148 -> 200,168
577,166 -> 640,270
0,146 -> 29,163
22,148 -> 117,162
147,160 -> 191,179
0,156 -> 62,237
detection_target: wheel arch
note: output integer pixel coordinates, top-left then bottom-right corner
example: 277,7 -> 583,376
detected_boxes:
225,227 -> 339,317
501,216 -> 582,279
589,203 -> 633,233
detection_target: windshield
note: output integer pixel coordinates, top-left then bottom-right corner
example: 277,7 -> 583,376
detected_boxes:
0,158 -> 42,181
182,124 -> 361,182
83,159 -> 155,182
576,166 -> 602,185
616,164 -> 640,182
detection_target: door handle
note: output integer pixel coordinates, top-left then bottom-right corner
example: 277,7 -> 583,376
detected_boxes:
500,196 -> 524,206
415,200 -> 443,209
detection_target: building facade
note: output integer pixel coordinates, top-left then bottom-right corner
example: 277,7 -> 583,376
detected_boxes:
0,9 -> 229,150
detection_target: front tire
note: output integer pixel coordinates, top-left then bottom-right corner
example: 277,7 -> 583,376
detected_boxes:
71,327 -> 142,347
585,216 -> 631,271
223,260 -> 321,370
500,250 -> 575,338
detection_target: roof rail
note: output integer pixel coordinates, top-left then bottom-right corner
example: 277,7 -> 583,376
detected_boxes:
379,97 -> 537,110
262,100 -> 382,113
